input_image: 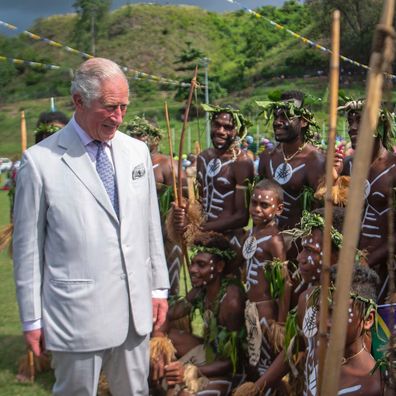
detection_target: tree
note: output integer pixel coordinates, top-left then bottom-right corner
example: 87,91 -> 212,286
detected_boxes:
174,41 -> 226,103
305,0 -> 382,64
73,0 -> 112,54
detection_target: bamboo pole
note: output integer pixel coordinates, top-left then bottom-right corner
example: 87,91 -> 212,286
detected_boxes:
177,65 -> 198,205
28,349 -> 34,382
321,1 -> 395,395
317,10 -> 340,394
164,102 -> 179,207
20,111 -> 27,153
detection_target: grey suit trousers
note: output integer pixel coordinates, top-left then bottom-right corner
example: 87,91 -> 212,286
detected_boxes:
51,320 -> 149,396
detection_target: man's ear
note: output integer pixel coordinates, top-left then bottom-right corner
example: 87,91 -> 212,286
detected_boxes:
276,202 -> 284,216
216,259 -> 225,274
73,93 -> 84,110
300,117 -> 308,129
363,311 -> 375,331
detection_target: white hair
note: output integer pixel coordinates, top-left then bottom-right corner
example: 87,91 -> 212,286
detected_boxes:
71,57 -> 129,105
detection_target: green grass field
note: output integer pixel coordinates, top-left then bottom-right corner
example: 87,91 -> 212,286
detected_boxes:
0,190 -> 53,395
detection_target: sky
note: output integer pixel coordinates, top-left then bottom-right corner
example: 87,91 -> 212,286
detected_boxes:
1,0 -> 286,36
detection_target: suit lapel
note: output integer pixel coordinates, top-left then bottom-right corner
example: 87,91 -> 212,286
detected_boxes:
58,126 -> 118,222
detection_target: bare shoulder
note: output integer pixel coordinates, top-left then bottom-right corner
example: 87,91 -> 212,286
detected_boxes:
305,144 -> 324,162
387,150 -> 396,165
352,370 -> 382,396
223,282 -> 245,308
198,148 -> 215,162
236,150 -> 254,163
364,374 -> 383,396
158,154 -> 172,165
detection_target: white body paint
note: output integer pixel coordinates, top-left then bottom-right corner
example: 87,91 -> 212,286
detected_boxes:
242,230 -> 272,291
199,156 -> 235,220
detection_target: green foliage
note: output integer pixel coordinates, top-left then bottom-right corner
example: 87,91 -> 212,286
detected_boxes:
73,0 -> 112,52
173,41 -> 226,103
306,0 -> 382,64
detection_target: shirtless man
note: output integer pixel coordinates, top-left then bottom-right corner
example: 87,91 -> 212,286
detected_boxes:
124,115 -> 180,194
257,91 -> 325,232
150,232 -> 246,396
339,99 -> 396,302
173,104 -> 254,249
124,115 -> 184,295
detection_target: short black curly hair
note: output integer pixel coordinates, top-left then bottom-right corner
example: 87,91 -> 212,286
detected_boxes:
280,90 -> 305,108
192,231 -> 234,273
254,179 -> 284,203
312,207 -> 345,234
36,111 -> 69,128
330,264 -> 379,302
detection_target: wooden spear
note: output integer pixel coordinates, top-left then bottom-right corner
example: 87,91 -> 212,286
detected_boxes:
164,102 -> 179,207
28,349 -> 35,382
317,10 -> 340,394
177,65 -> 198,205
175,67 -> 198,295
20,110 -> 27,153
321,1 -> 395,395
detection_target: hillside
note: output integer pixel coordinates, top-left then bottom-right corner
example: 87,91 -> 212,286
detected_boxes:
0,2 -> 324,101
0,1 -> 383,158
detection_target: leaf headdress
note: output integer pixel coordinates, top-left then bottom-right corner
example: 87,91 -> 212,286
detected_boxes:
189,245 -> 236,262
338,93 -> 396,151
282,210 -> 343,249
201,103 -> 252,140
256,92 -> 320,143
34,123 -> 63,135
123,116 -> 163,144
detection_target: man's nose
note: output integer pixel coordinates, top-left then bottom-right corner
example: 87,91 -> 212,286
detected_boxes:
273,118 -> 283,127
109,105 -> 126,123
251,204 -> 260,213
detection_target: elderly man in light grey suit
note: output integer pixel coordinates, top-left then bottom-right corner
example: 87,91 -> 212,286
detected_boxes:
13,57 -> 170,395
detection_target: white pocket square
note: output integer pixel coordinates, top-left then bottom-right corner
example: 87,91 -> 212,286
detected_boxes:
132,163 -> 145,180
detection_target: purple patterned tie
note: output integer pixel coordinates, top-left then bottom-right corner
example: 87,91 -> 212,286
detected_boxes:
94,141 -> 119,217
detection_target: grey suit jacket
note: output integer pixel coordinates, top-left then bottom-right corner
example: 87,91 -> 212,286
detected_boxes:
13,123 -> 169,352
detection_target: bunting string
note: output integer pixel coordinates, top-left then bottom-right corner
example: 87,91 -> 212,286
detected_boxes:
0,19 -> 192,87
0,54 -> 61,70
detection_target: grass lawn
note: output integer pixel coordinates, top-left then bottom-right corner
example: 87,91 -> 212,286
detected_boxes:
0,190 -> 53,395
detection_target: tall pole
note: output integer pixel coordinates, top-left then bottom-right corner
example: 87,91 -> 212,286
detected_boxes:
317,10 -> 340,394
321,1 -> 395,395
91,11 -> 96,56
203,57 -> 210,149
20,111 -> 27,153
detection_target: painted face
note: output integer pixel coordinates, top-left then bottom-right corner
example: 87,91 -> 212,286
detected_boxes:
249,188 -> 283,226
210,112 -> 237,150
189,252 -> 217,287
272,107 -> 302,143
74,75 -> 129,141
347,110 -> 361,150
297,228 -> 323,284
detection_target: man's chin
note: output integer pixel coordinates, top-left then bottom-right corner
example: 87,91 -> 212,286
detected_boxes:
100,128 -> 117,141
212,140 -> 232,150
